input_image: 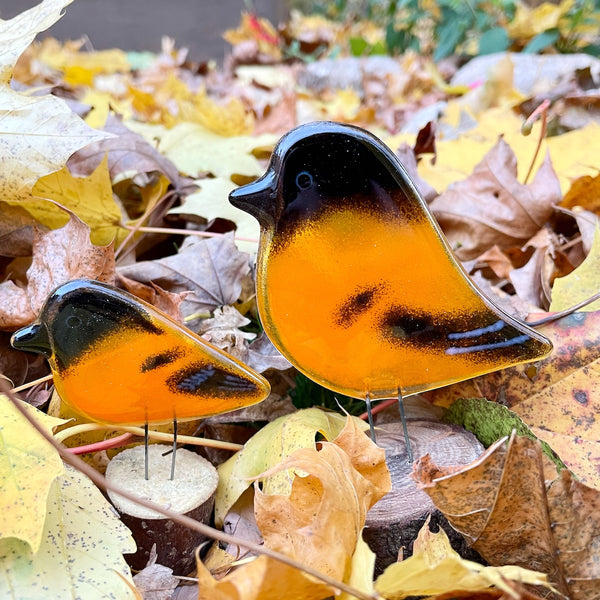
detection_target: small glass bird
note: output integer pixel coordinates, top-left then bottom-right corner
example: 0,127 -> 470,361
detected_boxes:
229,121 -> 552,458
11,279 -> 270,478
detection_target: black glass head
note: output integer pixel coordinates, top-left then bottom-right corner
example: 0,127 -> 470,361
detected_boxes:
11,279 -> 161,370
229,121 -> 422,232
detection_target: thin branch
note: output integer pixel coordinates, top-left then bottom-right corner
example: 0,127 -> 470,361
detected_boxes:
1,382 -> 380,600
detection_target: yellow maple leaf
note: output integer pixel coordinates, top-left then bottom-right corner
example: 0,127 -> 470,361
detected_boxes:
551,224 -> 600,312
0,465 -> 136,599
37,38 -> 130,86
0,0 -> 109,204
375,522 -> 555,599
0,396 -> 65,553
31,154 -> 124,245
507,0 -> 574,40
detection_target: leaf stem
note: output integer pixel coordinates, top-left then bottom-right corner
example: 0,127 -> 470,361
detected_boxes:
522,99 -> 550,185
125,225 -> 259,244
54,423 -> 244,451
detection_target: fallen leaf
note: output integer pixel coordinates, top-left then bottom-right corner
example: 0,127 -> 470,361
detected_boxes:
0,396 -> 64,552
67,115 -> 181,184
246,332 -> 292,373
117,233 -> 250,320
561,172 -> 600,216
255,418 -> 389,581
429,140 -> 561,260
375,521 -> 553,599
0,464 -> 136,600
133,549 -> 178,600
32,155 -> 125,245
0,0 -> 110,204
507,0 -> 576,41
196,554 -> 333,600
0,201 -> 45,257
215,409 -> 352,526
169,177 -> 260,253
550,224 -> 600,312
223,13 -> 283,62
0,213 -> 115,329
126,120 -> 276,180
198,305 -> 256,361
415,433 -> 600,599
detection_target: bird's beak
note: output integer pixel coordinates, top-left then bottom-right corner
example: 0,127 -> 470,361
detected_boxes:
229,170 -> 277,228
11,322 -> 51,357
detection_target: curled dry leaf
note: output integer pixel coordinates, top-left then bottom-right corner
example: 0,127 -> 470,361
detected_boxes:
198,305 -> 256,361
0,213 -> 115,329
374,520 -> 553,600
67,115 -> 182,184
115,272 -> 186,322
255,417 -> 390,581
0,201 -> 45,257
118,233 -> 250,321
430,139 -> 561,260
414,432 -> 600,600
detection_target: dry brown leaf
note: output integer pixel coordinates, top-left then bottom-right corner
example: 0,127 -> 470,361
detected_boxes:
414,432 -> 600,599
67,115 -> 182,184
117,233 -> 250,322
115,272 -> 186,322
254,417 -> 390,581
253,91 -> 297,136
0,201 -> 45,257
427,311 -> 600,488
430,140 -> 561,260
0,212 -> 114,329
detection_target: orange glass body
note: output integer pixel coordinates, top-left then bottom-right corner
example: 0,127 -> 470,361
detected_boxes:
11,279 -> 270,424
230,122 -> 552,400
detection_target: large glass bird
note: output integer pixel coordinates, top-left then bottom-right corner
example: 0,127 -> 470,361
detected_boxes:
11,279 -> 270,478
229,121 -> 552,457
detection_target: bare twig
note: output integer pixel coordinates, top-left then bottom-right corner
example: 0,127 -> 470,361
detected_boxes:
1,382 -> 380,600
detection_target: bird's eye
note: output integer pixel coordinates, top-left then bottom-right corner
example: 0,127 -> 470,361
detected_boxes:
295,170 -> 314,190
66,315 -> 83,329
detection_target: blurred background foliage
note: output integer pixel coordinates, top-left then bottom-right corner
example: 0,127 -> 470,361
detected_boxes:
287,0 -> 600,60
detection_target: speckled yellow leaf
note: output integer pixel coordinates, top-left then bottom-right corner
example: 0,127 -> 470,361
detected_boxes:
215,409 -> 354,526
551,224 -> 600,312
0,395 -> 65,552
0,0 -> 109,204
0,465 -> 136,600
375,522 -> 553,599
31,154 -> 124,245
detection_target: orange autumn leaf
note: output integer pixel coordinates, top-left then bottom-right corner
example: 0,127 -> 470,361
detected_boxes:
255,417 -> 390,582
414,432 -> 600,599
196,554 -> 333,600
561,172 -> 600,215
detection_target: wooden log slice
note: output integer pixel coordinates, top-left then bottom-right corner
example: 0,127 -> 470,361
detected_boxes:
364,418 -> 485,575
106,444 -> 218,575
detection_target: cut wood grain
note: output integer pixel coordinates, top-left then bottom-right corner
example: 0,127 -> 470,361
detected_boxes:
364,404 -> 486,574
106,444 -> 218,575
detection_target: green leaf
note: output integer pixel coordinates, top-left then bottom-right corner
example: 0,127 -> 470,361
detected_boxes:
478,27 -> 510,55
349,37 -> 369,56
434,21 -> 466,61
523,29 -> 560,53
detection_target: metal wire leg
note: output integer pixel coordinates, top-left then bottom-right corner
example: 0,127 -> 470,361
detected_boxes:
397,389 -> 413,463
365,392 -> 376,442
170,418 -> 178,481
144,422 -> 149,481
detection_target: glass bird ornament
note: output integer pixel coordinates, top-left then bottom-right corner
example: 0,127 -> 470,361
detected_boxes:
229,121 -> 552,453
11,279 -> 270,477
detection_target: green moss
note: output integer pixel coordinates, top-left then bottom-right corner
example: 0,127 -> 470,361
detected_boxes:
445,397 -> 567,472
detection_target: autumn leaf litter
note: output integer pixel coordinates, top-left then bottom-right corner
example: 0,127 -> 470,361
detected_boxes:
2,1 -> 600,599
